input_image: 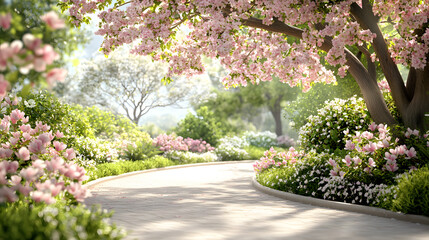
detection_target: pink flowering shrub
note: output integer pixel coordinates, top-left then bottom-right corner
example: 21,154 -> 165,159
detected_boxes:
253,147 -> 302,174
153,133 -> 214,153
0,97 -> 88,204
183,138 -> 215,153
327,123 -> 429,183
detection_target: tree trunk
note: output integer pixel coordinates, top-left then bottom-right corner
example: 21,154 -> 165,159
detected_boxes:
404,66 -> 429,130
269,99 -> 283,136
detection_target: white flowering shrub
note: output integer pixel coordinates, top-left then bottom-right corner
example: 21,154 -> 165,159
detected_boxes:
298,96 -> 371,153
215,136 -> 250,161
256,152 -> 397,207
244,131 -> 278,149
163,150 -> 218,164
73,136 -> 119,164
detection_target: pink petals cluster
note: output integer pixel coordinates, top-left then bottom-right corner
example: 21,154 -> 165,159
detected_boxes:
0,13 -> 11,30
0,97 -> 88,204
62,0 -> 427,93
40,11 -> 66,30
153,133 -> 214,153
0,11 -> 67,97
253,147 -> 302,173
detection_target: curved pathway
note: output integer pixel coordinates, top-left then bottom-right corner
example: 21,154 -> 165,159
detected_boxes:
85,161 -> 429,240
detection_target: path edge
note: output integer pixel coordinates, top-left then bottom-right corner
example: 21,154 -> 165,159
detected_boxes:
252,176 -> 429,226
84,160 -> 255,189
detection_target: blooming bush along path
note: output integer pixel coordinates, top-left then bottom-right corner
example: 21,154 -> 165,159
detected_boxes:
85,162 -> 429,240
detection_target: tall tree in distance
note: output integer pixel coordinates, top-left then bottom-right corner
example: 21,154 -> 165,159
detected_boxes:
72,50 -> 211,124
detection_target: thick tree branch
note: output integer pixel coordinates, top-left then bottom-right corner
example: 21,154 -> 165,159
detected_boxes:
241,16 -> 396,125
350,0 -> 410,114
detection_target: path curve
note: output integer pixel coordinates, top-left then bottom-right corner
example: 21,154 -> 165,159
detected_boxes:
85,161 -> 429,240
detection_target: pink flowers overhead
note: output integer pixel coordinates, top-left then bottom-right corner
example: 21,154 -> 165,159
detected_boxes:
41,11 -> 66,30
0,10 -> 67,98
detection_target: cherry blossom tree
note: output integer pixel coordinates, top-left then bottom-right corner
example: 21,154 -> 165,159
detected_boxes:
61,0 -> 429,130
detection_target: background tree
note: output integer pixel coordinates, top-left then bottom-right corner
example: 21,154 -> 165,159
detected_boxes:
200,80 -> 298,136
286,72 -> 362,131
240,80 -> 299,136
71,50 -> 210,124
62,0 -> 429,131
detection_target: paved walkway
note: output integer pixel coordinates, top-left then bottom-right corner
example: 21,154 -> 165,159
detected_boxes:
84,161 -> 429,240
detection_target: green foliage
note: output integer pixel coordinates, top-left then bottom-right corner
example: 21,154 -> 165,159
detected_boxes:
392,167 -> 429,216
91,156 -> 175,181
71,105 -> 141,140
18,91 -> 94,139
175,106 -> 226,146
256,153 -> 331,196
286,77 -> 361,131
122,138 -> 161,161
243,146 -> 269,160
298,96 -> 371,153
0,201 -> 125,240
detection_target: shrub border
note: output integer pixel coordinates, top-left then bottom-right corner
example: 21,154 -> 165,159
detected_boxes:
251,176 -> 429,225
84,160 -> 255,189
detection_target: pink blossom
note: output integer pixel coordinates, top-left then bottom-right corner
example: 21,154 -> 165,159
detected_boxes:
41,11 -> 66,30
10,109 -> 25,124
0,186 -> 17,202
15,147 -> 30,161
64,148 -> 76,160
18,183 -> 33,196
362,142 -> 377,153
67,182 -> 88,202
10,175 -> 21,185
55,130 -> 64,138
28,139 -> 44,153
44,68 -> 67,85
0,74 -> 9,97
385,162 -> 398,172
32,159 -> 46,170
6,161 -> 18,173
0,13 -> 11,30
46,156 -> 64,172
368,122 -> 378,131
368,158 -> 376,168
53,141 -> 67,152
345,140 -> 355,150
384,152 -> 397,161
405,147 -> 417,159
352,157 -> 362,166
342,155 -> 352,166
0,148 -> 13,159
20,167 -> 40,182
19,124 -> 32,133
22,33 -> 42,51
37,132 -> 52,146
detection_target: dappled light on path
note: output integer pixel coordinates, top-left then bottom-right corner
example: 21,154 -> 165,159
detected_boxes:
85,162 -> 429,240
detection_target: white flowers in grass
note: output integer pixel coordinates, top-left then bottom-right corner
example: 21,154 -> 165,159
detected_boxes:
24,99 -> 36,108
163,150 -> 218,163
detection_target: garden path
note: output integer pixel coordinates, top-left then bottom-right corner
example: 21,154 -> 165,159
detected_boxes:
84,161 -> 429,240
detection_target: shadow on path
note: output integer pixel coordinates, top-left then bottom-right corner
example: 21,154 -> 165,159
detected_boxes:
85,162 -> 429,240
